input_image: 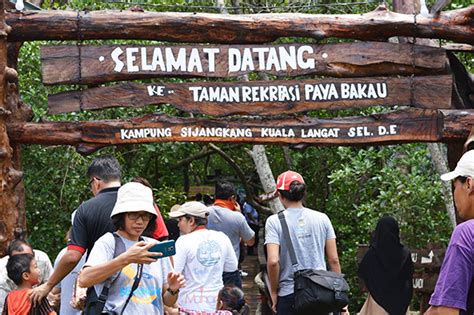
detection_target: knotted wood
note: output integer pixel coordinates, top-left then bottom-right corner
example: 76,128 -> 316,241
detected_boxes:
6,109 -> 450,155
47,75 -> 453,115
40,42 -> 447,85
6,5 -> 474,44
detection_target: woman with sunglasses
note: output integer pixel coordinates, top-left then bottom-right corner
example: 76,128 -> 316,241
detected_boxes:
79,182 -> 185,314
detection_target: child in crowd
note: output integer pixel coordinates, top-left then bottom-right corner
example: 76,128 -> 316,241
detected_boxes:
177,285 -> 250,315
217,285 -> 250,315
3,253 -> 56,315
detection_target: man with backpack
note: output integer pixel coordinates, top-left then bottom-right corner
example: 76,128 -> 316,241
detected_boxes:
29,156 -> 122,307
265,170 -> 348,314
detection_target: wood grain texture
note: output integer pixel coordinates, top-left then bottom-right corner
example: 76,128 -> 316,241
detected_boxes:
40,42 -> 447,85
6,5 -> 474,44
7,109 -> 447,156
47,75 -> 453,115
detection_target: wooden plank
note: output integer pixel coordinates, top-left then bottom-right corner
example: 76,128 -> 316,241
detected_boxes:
410,248 -> 446,269
412,272 -> 439,293
6,5 -> 474,44
40,42 -> 447,85
7,109 -> 442,155
442,109 -> 474,141
48,75 -> 453,115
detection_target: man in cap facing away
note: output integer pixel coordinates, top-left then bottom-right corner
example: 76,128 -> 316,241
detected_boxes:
265,170 -> 345,314
170,201 -> 238,313
425,150 -> 474,315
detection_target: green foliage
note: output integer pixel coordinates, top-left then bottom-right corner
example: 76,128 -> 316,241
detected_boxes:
14,0 -> 472,311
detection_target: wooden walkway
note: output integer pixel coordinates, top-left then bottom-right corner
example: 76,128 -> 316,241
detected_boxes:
241,254 -> 262,314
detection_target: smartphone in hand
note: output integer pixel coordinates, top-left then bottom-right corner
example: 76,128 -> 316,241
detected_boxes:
148,240 -> 176,259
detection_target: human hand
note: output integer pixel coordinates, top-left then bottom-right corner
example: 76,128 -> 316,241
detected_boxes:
125,241 -> 162,264
270,292 -> 277,313
167,272 -> 186,291
47,290 -> 61,310
234,201 -> 241,212
28,283 -> 53,306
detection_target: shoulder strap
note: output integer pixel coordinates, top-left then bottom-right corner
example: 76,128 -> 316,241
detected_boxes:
278,211 -> 299,272
93,232 -> 127,313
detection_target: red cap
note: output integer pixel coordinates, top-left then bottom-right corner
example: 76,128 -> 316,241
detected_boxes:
276,170 -> 305,191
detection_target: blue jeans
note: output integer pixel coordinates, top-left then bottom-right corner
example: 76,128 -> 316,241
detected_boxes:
276,293 -> 294,314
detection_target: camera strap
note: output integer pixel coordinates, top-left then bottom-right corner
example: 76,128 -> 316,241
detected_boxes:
120,262 -> 144,315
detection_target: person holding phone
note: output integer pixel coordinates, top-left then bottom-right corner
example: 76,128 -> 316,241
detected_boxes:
79,182 -> 185,314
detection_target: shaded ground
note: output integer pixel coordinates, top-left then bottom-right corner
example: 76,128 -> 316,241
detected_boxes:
241,254 -> 261,314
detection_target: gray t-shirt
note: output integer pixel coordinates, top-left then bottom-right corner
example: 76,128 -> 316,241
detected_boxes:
265,207 -> 336,297
54,247 -> 86,315
207,206 -> 255,259
85,233 -> 172,314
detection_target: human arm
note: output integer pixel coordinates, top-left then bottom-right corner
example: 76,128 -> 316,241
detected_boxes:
428,225 -> 473,313
162,272 -> 186,307
29,249 -> 83,305
325,238 -> 341,273
266,243 -> 280,312
424,306 -> 460,315
240,215 -> 256,246
79,240 -> 160,288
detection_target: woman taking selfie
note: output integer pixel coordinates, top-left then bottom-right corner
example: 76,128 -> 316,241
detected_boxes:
79,182 -> 185,314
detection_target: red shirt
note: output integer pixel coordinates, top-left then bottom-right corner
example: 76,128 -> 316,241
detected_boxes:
152,204 -> 169,240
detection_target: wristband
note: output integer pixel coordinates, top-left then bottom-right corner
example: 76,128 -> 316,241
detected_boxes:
167,287 -> 180,296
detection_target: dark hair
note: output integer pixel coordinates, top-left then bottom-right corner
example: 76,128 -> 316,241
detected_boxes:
86,155 -> 122,183
131,176 -> 152,188
215,182 -> 235,200
112,212 -> 157,237
278,181 -> 306,202
218,285 -> 250,315
456,176 -> 468,184
203,194 -> 214,206
7,239 -> 32,256
7,253 -> 35,286
185,215 -> 208,227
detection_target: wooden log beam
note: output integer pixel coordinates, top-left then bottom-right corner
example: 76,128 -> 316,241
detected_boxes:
5,109 -> 455,155
5,5 -> 474,44
40,42 -> 447,85
48,75 -> 453,115
0,0 -> 22,256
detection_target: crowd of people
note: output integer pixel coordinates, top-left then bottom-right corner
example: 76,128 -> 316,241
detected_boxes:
0,151 -> 472,315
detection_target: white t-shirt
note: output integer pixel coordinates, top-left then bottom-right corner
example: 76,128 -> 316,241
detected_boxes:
54,248 -> 86,315
85,233 -> 172,314
265,207 -> 336,297
174,229 -> 238,312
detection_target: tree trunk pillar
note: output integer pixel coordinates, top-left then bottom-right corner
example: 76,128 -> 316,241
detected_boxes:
0,1 -> 23,256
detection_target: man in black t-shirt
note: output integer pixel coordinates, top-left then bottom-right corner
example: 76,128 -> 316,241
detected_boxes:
29,155 -> 122,305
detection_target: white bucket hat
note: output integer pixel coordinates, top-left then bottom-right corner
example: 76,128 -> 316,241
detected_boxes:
110,182 -> 156,218
441,150 -> 474,181
168,201 -> 209,219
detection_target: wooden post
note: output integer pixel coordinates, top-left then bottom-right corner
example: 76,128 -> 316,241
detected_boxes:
0,0 -> 23,256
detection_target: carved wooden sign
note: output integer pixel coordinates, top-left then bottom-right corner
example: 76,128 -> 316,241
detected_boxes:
48,75 -> 453,114
41,42 -> 446,85
7,109 -> 442,155
411,248 -> 446,269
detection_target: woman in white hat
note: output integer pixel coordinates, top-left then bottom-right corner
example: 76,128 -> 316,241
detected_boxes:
79,182 -> 185,314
